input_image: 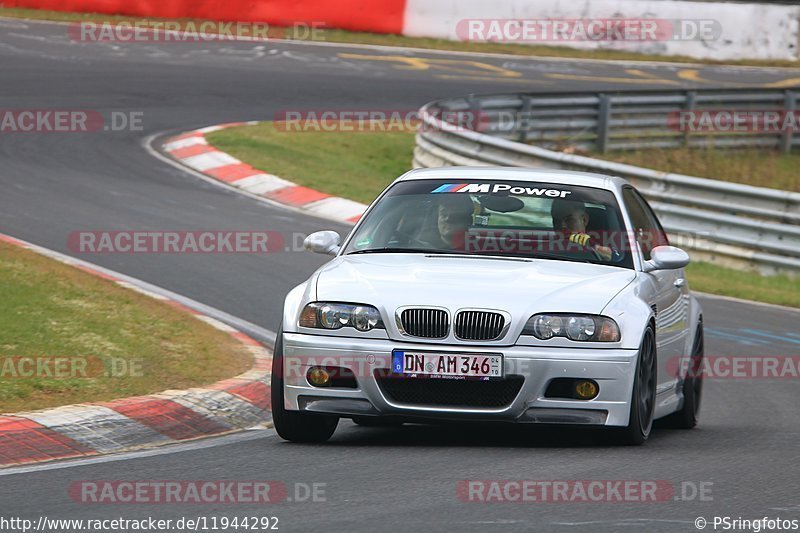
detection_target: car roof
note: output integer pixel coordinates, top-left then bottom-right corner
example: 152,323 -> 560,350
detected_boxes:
397,167 -> 631,192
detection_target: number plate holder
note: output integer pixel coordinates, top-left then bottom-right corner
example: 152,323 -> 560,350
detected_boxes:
391,350 -> 504,381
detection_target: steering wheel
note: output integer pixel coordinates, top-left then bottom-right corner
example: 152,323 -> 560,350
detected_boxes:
587,244 -> 605,262
566,233 -> 605,262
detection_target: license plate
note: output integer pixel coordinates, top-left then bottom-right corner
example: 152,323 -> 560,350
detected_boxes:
391,350 -> 503,380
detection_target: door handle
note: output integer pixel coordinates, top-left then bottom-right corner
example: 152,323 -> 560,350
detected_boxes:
674,278 -> 686,288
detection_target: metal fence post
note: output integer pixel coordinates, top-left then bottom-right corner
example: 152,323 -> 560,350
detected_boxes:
596,94 -> 610,153
781,90 -> 795,154
683,91 -> 696,147
517,95 -> 531,143
467,94 -> 481,133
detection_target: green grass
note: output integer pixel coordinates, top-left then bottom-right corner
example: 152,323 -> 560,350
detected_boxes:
2,6 -> 798,68
207,123 -> 800,308
685,262 -> 800,308
598,147 -> 800,192
207,122 -> 414,205
0,241 -> 251,412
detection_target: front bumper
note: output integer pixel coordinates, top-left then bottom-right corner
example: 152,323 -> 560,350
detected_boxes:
282,333 -> 639,427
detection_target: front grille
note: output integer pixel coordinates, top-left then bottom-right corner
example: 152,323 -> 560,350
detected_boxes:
375,370 -> 524,408
400,308 -> 449,339
454,310 -> 505,341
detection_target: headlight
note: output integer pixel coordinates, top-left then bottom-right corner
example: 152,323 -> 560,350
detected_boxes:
523,314 -> 619,342
299,302 -> 384,331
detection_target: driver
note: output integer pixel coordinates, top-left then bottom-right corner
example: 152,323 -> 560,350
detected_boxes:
437,194 -> 475,249
414,194 -> 474,250
550,199 -> 616,262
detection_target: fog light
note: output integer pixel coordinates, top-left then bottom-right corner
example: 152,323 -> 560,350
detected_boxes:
307,367 -> 330,387
574,380 -> 599,400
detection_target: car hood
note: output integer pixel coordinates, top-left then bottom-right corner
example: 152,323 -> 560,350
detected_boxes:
315,254 -> 635,320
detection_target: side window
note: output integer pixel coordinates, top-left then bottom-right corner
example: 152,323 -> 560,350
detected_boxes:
632,189 -> 669,251
622,188 -> 667,261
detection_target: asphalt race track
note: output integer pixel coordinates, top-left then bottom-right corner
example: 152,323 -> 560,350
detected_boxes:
2,18 -> 800,532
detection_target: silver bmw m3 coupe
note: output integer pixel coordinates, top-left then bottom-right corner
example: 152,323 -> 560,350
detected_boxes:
271,167 -> 704,445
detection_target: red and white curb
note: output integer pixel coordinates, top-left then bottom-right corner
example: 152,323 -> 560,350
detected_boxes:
162,123 -> 368,224
0,233 -> 272,467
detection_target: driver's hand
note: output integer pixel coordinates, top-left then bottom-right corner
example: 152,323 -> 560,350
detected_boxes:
569,233 -> 612,261
595,245 -> 613,261
568,233 -> 591,246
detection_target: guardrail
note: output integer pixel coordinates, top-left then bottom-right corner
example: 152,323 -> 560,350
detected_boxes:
413,90 -> 800,275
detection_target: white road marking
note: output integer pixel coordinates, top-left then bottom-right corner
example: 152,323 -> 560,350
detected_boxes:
164,135 -> 207,151
21,405 -> 171,452
0,429 -> 277,477
234,174 -> 293,194
305,197 -> 367,221
181,151 -> 240,171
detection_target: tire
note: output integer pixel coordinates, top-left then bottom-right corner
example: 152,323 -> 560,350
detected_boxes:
618,325 -> 657,445
352,417 -> 403,427
271,331 -> 338,443
664,323 -> 703,429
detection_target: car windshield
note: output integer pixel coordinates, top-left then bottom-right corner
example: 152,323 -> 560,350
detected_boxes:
343,178 -> 634,269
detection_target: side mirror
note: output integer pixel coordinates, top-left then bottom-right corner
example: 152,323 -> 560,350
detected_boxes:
643,245 -> 690,272
304,231 -> 341,255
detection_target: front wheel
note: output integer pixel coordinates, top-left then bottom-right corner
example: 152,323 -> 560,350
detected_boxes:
618,325 -> 657,445
271,331 -> 338,443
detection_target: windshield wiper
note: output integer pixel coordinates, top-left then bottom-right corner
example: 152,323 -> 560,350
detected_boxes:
347,247 -> 456,255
